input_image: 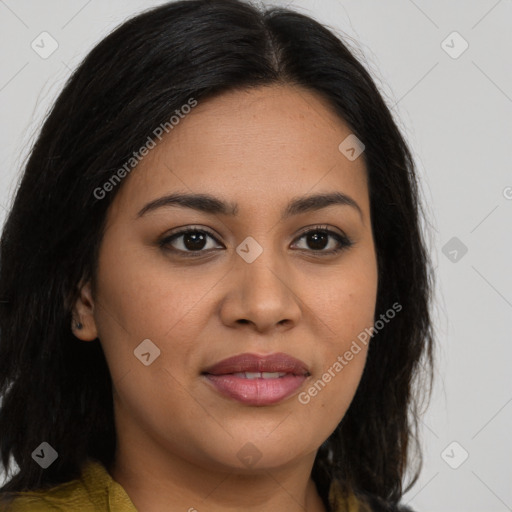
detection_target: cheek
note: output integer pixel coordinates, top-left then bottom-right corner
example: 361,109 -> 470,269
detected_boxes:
293,345 -> 368,451
295,279 -> 374,439
298,256 -> 377,417
92,236 -> 225,383
304,256 -> 378,345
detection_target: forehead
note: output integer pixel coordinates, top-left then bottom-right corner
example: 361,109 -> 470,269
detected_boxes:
111,84 -> 369,219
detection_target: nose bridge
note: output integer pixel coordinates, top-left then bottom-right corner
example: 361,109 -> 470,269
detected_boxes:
243,252 -> 286,297
239,236 -> 287,299
222,235 -> 302,330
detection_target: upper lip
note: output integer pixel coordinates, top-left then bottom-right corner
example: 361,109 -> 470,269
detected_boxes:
203,352 -> 310,376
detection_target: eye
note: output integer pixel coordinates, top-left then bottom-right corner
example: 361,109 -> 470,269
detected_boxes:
291,225 -> 353,255
159,227 -> 223,256
159,225 -> 353,258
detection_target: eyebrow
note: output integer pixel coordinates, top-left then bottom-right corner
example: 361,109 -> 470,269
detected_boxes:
137,191 -> 363,222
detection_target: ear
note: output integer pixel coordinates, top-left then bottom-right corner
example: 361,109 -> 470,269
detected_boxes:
71,280 -> 99,341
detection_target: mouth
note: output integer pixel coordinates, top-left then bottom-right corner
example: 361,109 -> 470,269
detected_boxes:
202,352 -> 311,406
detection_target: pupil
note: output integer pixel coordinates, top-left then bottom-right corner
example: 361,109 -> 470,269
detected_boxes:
184,232 -> 206,250
308,232 -> 327,250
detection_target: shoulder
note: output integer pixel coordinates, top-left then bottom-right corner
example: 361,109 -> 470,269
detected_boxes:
359,495 -> 417,512
328,479 -> 416,512
396,505 -> 416,512
0,478 -> 91,511
0,458 -> 136,512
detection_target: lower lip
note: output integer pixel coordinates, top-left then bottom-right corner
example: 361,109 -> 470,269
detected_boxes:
204,374 -> 307,406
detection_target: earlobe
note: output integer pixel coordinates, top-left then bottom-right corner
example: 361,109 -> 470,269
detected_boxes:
72,280 -> 99,341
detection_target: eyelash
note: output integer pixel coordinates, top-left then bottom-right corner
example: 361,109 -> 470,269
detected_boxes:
159,225 -> 354,258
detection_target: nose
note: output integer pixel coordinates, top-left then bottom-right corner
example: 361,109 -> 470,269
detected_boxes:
219,249 -> 302,334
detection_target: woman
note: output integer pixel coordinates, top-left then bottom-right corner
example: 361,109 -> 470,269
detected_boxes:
0,0 -> 435,510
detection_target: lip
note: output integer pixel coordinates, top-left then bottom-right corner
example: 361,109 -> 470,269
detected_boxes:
202,352 -> 310,406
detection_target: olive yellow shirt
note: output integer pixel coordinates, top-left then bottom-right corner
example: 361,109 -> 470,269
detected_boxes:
2,459 -> 367,511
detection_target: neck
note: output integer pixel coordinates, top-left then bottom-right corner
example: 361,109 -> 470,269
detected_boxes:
110,439 -> 327,512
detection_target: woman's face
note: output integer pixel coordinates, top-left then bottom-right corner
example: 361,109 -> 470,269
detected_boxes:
76,84 -> 378,473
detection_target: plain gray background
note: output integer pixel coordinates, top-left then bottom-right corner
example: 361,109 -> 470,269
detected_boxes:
0,1 -> 511,511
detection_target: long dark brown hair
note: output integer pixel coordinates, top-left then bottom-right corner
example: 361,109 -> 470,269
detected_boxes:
0,1 -> 435,510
